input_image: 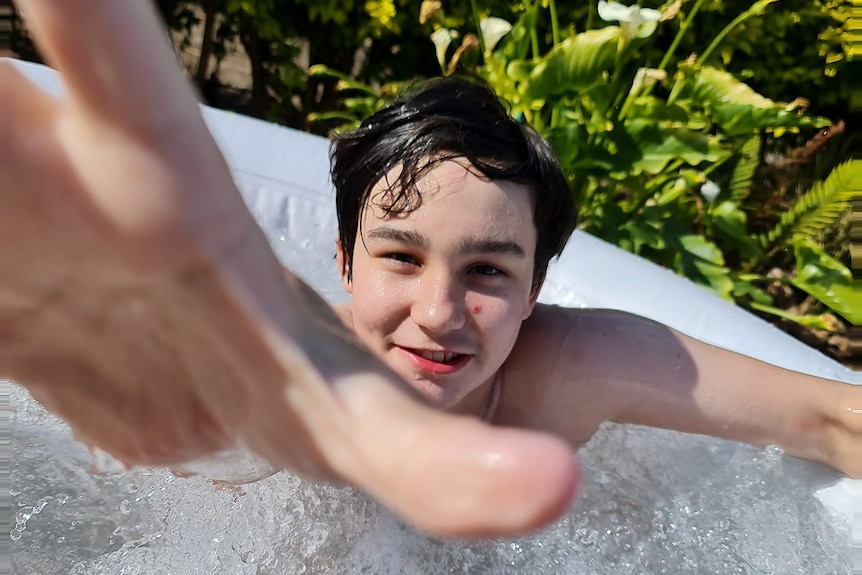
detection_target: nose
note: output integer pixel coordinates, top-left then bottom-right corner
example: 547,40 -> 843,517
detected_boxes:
410,271 -> 466,333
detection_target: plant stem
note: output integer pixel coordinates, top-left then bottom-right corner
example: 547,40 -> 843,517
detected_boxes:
665,74 -> 684,105
529,0 -> 541,59
625,0 -> 709,115
656,0 -> 708,72
698,4 -> 767,65
470,0 -> 486,57
549,0 -> 561,46
702,154 -> 731,177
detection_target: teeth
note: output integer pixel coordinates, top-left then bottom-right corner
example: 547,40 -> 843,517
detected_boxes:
417,350 -> 458,363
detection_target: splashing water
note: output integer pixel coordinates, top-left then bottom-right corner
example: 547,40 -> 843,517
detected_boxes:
9,382 -> 853,575
9,187 -> 855,574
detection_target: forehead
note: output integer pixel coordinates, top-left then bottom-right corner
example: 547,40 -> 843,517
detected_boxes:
362,159 -> 536,240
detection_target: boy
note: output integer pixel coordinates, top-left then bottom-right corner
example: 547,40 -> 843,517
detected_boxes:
2,0 -> 858,539
329,75 -> 861,475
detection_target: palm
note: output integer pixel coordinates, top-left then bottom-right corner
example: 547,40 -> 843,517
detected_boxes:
1,0 -> 579,538
3,50 -> 260,464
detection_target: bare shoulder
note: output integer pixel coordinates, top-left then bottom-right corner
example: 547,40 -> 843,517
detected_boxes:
511,305 -> 665,358
506,305 -> 629,383
499,305 -> 692,443
516,305 -> 680,356
498,305 -> 630,441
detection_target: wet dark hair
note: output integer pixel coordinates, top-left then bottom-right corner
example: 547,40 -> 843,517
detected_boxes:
331,75 -> 577,288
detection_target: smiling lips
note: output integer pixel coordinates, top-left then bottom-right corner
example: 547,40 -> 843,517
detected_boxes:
399,346 -> 472,375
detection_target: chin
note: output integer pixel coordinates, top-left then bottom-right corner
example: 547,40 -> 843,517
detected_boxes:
403,376 -> 456,409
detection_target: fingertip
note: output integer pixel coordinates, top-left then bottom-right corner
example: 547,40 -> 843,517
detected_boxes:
416,426 -> 581,538
347,406 -> 581,539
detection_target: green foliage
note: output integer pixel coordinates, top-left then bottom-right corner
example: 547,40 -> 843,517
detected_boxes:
728,136 -> 760,203
497,1 -> 852,327
155,0 -> 853,332
680,0 -> 849,113
314,0 -> 851,330
548,0 -> 850,115
759,160 -> 856,247
789,236 -> 859,324
160,0 -> 441,128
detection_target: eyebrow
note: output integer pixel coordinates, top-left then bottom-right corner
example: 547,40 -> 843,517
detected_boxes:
365,227 -> 429,249
457,237 -> 525,258
365,227 -> 525,258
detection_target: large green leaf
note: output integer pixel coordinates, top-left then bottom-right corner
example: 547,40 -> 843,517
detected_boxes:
731,278 -> 773,307
574,122 -> 643,175
708,200 -> 762,260
621,219 -> 664,253
682,66 -> 829,137
790,237 -> 860,324
624,96 -> 691,124
624,120 -> 730,174
512,27 -> 621,100
674,234 -> 734,299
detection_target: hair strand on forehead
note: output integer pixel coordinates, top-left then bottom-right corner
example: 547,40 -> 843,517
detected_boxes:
331,75 -> 577,289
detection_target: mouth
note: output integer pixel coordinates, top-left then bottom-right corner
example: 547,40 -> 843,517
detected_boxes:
397,346 -> 472,375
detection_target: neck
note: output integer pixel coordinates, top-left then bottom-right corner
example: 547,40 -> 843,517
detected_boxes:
451,372 -> 501,422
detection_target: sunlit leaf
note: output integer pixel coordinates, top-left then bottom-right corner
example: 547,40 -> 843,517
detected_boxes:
674,234 -> 734,299
517,27 -> 620,100
624,120 -> 729,174
682,66 -> 829,137
731,279 -> 773,307
699,179 -> 720,203
790,237 -> 859,324
748,303 -> 834,331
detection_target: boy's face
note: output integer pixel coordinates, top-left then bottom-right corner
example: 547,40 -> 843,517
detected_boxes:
339,159 -> 540,410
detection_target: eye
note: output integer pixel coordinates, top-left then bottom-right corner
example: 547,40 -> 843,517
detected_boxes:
384,252 -> 419,266
470,264 -> 505,277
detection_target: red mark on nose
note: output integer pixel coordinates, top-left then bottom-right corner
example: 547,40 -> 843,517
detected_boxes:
471,305 -> 482,315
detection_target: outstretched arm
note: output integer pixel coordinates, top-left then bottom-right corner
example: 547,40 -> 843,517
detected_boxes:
0,0 -> 580,537
512,306 -> 860,477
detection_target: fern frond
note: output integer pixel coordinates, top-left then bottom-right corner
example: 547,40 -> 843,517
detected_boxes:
758,159 -> 856,249
729,135 -> 760,203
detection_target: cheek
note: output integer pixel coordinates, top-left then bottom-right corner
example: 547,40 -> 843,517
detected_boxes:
470,284 -> 534,325
352,273 -> 410,328
470,297 -> 526,341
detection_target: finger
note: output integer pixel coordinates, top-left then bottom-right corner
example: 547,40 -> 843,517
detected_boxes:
0,60 -> 63,251
332,378 -> 581,537
14,0 -> 201,138
0,60 -> 59,168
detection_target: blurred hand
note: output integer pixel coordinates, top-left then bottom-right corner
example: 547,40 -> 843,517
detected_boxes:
0,0 -> 579,537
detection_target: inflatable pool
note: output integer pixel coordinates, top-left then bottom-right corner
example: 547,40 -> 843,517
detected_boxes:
9,59 -> 861,574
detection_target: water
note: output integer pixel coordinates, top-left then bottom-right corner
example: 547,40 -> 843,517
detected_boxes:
8,185 -> 856,574
9,379 -> 854,574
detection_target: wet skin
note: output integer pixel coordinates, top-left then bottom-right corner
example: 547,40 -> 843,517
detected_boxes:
2,0 -> 580,538
337,160 -> 540,415
3,0 -> 859,545
336,166 -> 862,480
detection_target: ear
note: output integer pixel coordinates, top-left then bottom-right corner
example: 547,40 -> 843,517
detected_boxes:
335,239 -> 353,294
523,279 -> 544,319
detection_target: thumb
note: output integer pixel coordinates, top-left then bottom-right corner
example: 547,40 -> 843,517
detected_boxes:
326,374 -> 581,538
